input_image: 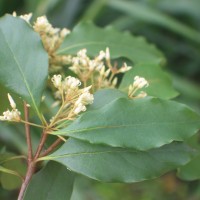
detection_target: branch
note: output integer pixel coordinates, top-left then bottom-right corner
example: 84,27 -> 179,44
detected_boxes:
34,131 -> 48,159
40,138 -> 63,157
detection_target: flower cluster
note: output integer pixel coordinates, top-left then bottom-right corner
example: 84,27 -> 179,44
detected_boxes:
13,13 -> 70,71
13,12 -> 32,23
0,94 -> 21,122
33,16 -> 71,70
69,48 -> 132,91
128,76 -> 149,98
50,75 -> 94,126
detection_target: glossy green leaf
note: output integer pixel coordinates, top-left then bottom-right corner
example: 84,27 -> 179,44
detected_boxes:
23,161 -> 75,200
57,22 -> 165,65
41,139 -> 193,183
88,88 -> 127,111
107,0 -> 200,44
177,153 -> 200,181
0,15 -> 48,116
120,63 -> 179,99
52,97 -> 200,150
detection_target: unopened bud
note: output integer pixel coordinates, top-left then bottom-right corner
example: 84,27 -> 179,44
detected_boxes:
7,93 -> 16,109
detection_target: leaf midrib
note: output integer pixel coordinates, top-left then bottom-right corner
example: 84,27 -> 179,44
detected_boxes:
55,120 -> 200,135
0,29 -> 39,115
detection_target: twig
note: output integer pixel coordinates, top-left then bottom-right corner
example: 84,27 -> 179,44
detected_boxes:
40,138 -> 63,157
18,102 -> 34,200
34,131 -> 48,159
17,163 -> 35,200
24,102 -> 33,164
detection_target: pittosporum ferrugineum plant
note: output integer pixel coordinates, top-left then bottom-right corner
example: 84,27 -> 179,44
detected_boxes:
0,13 -> 200,200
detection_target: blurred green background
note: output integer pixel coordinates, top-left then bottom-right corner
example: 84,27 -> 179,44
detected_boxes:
0,0 -> 200,199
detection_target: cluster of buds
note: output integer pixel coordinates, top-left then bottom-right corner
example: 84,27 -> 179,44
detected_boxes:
13,12 -> 32,23
0,94 -> 21,122
128,76 -> 149,98
33,16 -> 71,69
69,48 -> 132,90
13,13 -> 71,71
50,74 -> 94,125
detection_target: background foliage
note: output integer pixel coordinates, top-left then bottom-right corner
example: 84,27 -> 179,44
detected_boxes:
0,0 -> 200,199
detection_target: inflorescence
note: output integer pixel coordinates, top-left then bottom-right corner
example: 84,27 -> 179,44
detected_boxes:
1,13 -> 150,125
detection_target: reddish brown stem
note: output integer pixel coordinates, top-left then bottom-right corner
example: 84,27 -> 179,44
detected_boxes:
34,131 -> 48,159
40,138 -> 63,158
18,102 -> 34,200
17,162 -> 35,200
23,102 -> 33,163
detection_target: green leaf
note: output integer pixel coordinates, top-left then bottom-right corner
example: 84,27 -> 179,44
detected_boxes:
23,161 -> 75,200
177,153 -> 200,181
0,153 -> 26,190
57,22 -> 165,65
107,0 -> 200,44
0,15 -> 48,116
88,88 -> 127,111
41,139 -> 193,183
52,97 -> 200,150
120,63 -> 179,99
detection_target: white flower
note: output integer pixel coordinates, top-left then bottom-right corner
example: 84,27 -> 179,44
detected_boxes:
20,13 -> 32,23
63,76 -> 81,89
77,92 -> 94,105
112,77 -> 118,86
118,63 -> 132,73
0,93 -> 21,122
0,109 -> 21,121
74,103 -> 86,115
51,74 -> 62,88
77,49 -> 87,58
105,47 -> 110,60
133,76 -> 149,89
128,76 -> 149,98
35,16 -> 48,27
96,51 -> 105,61
136,91 -> 147,98
60,28 -> 70,38
105,69 -> 111,77
100,66 -> 106,76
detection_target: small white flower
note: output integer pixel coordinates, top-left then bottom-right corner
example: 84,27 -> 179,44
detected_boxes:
0,109 -> 21,121
105,69 -> 111,77
118,63 -> 132,73
78,92 -> 94,105
100,66 -> 106,76
51,74 -> 62,88
12,11 -> 17,17
112,77 -> 118,86
35,16 -> 48,27
136,91 -> 147,98
72,57 -> 80,66
97,51 -> 105,61
63,76 -> 81,89
128,76 -> 149,98
105,47 -> 110,60
133,76 -> 149,89
60,28 -> 70,38
20,13 -> 32,23
77,49 -> 87,58
74,103 -> 86,115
